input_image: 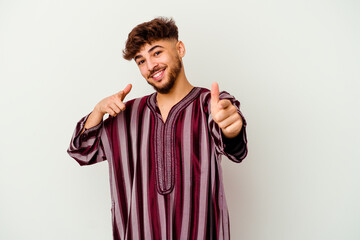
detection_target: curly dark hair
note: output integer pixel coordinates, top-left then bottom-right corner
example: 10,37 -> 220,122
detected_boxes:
122,17 -> 179,60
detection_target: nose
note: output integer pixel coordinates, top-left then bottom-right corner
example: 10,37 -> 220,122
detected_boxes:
146,58 -> 158,73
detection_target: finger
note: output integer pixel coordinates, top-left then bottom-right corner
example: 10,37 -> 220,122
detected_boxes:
109,103 -> 121,114
113,98 -> 126,111
120,84 -> 132,101
217,112 -> 241,129
218,99 -> 231,109
222,120 -> 242,138
211,82 -> 220,104
213,106 -> 237,122
106,107 -> 116,117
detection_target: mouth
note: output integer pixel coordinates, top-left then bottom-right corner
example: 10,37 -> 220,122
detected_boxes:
150,67 -> 166,81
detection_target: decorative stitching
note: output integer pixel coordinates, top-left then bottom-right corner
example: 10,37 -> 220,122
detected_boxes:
146,87 -> 202,195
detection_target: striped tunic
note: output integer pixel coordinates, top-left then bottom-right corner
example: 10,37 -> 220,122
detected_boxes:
67,87 -> 248,240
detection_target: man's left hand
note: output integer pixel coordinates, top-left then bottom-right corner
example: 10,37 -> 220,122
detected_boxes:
210,82 -> 243,139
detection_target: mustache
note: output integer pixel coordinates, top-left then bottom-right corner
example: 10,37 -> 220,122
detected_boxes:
148,66 -> 166,78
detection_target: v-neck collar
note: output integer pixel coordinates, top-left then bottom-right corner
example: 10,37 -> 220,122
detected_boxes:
146,87 -> 201,124
146,87 -> 202,195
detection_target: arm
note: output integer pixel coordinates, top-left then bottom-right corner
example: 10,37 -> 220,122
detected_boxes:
81,84 -> 132,134
67,113 -> 107,166
67,84 -> 132,165
209,82 -> 248,162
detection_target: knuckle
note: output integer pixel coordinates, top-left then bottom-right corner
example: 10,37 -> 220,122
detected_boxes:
118,103 -> 124,111
232,112 -> 239,120
212,115 -> 218,122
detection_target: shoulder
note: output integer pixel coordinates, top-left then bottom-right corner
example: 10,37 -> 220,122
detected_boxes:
197,87 -> 211,103
196,87 -> 236,102
124,94 -> 151,109
103,94 -> 151,126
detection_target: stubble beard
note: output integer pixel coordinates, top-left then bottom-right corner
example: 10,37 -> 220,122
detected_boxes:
148,57 -> 182,94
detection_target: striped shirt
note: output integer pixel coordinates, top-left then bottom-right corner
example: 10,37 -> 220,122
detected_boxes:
67,87 -> 248,240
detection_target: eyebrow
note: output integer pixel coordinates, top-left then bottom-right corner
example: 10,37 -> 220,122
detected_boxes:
134,45 -> 164,62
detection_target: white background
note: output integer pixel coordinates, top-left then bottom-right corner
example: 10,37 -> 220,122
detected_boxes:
1,0 -> 359,239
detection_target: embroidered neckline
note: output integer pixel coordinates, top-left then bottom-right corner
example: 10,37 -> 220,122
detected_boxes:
146,87 -> 202,195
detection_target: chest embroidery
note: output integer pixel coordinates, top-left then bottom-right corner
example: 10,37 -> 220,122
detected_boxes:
147,87 -> 202,195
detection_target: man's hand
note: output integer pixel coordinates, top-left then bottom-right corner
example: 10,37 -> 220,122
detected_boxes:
210,82 -> 243,139
82,84 -> 132,134
94,84 -> 132,117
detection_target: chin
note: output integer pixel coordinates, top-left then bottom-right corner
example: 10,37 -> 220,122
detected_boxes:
148,78 -> 176,94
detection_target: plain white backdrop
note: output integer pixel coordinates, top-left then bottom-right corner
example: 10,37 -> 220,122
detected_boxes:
1,0 -> 359,239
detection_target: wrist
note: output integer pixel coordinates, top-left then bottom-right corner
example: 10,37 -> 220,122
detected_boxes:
93,105 -> 105,117
222,129 -> 240,139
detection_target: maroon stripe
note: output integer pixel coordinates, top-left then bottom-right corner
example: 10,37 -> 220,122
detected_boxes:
190,99 -> 201,239
67,88 -> 248,239
134,98 -> 148,239
124,102 -> 134,186
174,109 -> 187,237
165,194 -> 171,239
112,216 -> 120,240
148,112 -> 161,239
135,149 -> 145,239
107,117 -> 128,231
213,159 -> 220,238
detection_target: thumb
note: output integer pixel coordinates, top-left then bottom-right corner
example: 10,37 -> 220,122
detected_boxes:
211,82 -> 220,104
119,84 -> 132,101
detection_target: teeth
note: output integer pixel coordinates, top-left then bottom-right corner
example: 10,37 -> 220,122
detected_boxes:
153,70 -> 163,78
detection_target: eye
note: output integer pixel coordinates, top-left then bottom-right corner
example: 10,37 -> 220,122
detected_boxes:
154,51 -> 162,56
137,60 -> 145,65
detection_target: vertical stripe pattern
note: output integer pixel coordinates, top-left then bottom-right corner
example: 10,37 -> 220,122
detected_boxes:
67,87 -> 248,239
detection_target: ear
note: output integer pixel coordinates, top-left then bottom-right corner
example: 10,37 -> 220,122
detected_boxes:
176,41 -> 186,58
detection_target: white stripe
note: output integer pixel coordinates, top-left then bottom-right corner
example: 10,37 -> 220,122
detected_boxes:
197,115 -> 210,240
118,112 -> 131,236
218,210 -> 223,240
141,109 -> 152,239
101,128 -> 125,238
157,194 -> 167,239
169,189 -> 175,238
179,104 -> 193,239
130,98 -> 141,239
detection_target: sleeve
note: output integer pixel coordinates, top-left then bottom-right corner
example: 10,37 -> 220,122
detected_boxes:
209,91 -> 248,163
67,112 -> 108,166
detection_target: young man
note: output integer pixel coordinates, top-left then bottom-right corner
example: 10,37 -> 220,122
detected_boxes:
68,17 -> 248,240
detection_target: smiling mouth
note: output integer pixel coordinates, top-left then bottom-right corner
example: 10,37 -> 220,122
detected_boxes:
150,67 -> 166,81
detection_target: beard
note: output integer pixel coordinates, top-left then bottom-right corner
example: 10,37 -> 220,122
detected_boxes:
147,57 -> 182,94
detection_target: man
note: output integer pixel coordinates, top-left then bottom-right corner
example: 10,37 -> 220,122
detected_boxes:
68,17 -> 247,240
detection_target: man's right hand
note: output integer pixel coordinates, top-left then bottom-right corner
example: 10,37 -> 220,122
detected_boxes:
82,84 -> 132,134
94,84 -> 132,117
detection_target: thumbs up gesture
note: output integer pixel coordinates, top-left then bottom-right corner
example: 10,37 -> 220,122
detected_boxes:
211,82 -> 243,138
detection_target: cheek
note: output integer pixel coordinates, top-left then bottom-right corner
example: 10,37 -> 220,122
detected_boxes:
139,67 -> 148,78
